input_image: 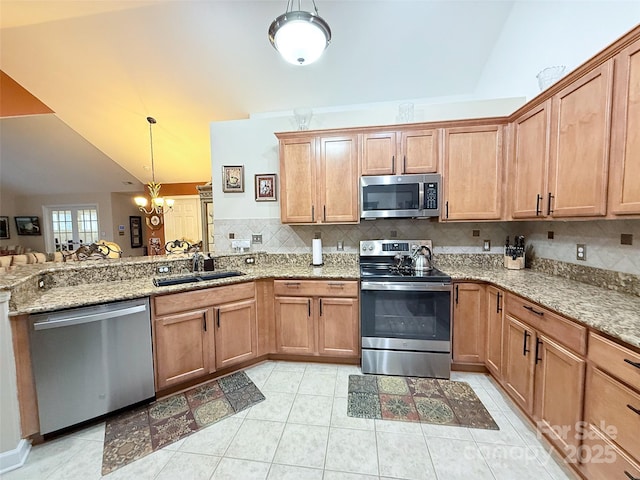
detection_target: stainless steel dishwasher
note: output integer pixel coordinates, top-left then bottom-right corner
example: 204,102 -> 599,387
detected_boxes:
29,298 -> 155,434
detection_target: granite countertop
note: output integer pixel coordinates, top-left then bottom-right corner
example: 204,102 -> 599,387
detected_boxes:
4,255 -> 639,349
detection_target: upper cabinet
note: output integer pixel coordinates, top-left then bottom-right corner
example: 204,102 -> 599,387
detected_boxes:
361,128 -> 438,175
547,61 -> 614,218
442,124 -> 504,221
278,133 -> 359,224
608,37 -> 640,215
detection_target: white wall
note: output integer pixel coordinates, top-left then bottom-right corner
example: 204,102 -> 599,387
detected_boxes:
475,2 -> 640,101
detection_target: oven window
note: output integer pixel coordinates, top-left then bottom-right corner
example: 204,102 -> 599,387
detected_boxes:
360,289 -> 450,341
362,183 -> 420,211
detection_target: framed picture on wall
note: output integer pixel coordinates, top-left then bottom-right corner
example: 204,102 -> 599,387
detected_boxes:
254,174 -> 277,201
222,165 -> 244,193
129,216 -> 143,248
0,216 -> 9,239
15,216 -> 41,235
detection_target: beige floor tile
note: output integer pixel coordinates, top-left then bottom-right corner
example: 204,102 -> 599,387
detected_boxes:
47,439 -> 103,480
224,419 -> 285,462
374,418 -> 423,435
376,431 -> 436,480
267,463 -> 324,479
262,370 -> 303,393
426,437 -> 494,480
288,394 -> 333,426
272,361 -> 307,372
324,472 -> 380,480
469,412 -> 527,446
155,451 -> 221,480
246,391 -> 296,422
420,422 -> 474,441
210,457 -> 270,480
102,449 -> 174,480
330,396 -> 375,431
68,421 -> 105,442
298,371 -> 337,396
478,443 -> 554,480
1,437 -> 86,480
178,416 -> 243,456
325,427 -> 379,476
272,423 -> 329,469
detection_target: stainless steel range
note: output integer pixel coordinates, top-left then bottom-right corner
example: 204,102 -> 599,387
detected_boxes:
360,239 -> 452,379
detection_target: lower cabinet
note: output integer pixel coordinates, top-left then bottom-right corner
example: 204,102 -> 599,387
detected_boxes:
485,286 -> 504,379
502,293 -> 586,460
274,280 -> 359,358
153,282 -> 257,390
452,282 -> 486,364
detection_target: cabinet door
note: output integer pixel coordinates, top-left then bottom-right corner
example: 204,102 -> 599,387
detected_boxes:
280,137 -> 317,223
510,101 -> 551,219
318,297 -> 359,357
443,125 -> 503,220
533,334 -> 585,456
361,132 -> 397,175
214,299 -> 257,370
319,135 -> 359,223
400,129 -> 438,174
452,283 -> 486,364
154,308 -> 210,390
503,316 -> 535,413
274,297 -> 315,354
485,286 -> 504,379
609,37 -> 640,215
548,61 -> 613,217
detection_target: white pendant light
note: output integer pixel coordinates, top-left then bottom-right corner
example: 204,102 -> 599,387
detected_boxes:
269,0 -> 331,66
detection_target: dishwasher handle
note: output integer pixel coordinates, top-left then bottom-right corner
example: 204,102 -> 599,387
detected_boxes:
33,304 -> 147,331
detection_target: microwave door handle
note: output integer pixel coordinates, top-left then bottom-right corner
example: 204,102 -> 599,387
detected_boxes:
419,183 -> 425,212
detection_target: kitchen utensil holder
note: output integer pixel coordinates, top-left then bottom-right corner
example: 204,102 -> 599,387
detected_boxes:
504,255 -> 525,270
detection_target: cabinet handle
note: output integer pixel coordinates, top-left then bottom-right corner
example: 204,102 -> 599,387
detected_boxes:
285,282 -> 301,288
403,155 -> 406,173
319,299 -> 323,316
445,201 -> 449,219
311,205 -> 315,222
496,292 -> 502,313
455,284 -> 459,304
323,205 -> 326,222
216,309 -> 220,328
535,338 -> 543,365
535,194 -> 542,216
307,299 -> 311,317
547,192 -> 554,215
328,282 -> 345,288
523,305 -> 544,316
203,313 -> 207,332
624,358 -> 640,370
523,331 -> 531,356
627,404 -> 640,416
391,155 -> 395,173
625,471 -> 640,480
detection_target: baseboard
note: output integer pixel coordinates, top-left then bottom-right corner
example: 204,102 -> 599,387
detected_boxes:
0,439 -> 31,474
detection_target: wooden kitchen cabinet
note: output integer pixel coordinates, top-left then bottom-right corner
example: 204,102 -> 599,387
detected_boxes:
153,282 -> 257,390
485,286 -> 505,379
274,280 -> 359,358
582,332 -> 640,478
442,124 -> 504,220
548,61 -> 613,218
608,37 -> 640,215
361,128 -> 438,175
452,282 -> 486,365
510,101 -> 551,219
278,133 -> 359,224
503,315 -> 535,411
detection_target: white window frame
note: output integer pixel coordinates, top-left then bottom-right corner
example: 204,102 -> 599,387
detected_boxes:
42,204 -> 100,253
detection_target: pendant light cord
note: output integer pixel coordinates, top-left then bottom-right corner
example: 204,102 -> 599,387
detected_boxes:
147,116 -> 157,183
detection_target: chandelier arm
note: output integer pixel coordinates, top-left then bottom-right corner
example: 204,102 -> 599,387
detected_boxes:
310,0 -> 319,15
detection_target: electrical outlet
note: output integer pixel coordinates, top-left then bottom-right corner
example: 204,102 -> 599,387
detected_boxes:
337,240 -> 344,251
228,232 -> 235,239
245,257 -> 255,264
390,230 -> 397,238
38,277 -> 45,289
576,244 -> 587,261
548,231 -> 554,239
157,265 -> 171,274
472,230 -> 480,237
252,234 -> 262,244
621,234 -> 633,245
483,240 -> 491,251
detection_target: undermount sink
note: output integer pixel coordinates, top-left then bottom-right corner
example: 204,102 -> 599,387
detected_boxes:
153,271 -> 244,287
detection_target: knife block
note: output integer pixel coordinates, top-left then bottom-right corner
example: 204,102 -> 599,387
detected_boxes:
504,255 -> 525,270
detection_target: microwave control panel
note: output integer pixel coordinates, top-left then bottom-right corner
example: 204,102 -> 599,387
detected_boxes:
425,183 -> 438,210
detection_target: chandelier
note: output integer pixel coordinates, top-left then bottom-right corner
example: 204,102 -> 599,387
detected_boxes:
134,116 -> 174,216
268,0 -> 331,66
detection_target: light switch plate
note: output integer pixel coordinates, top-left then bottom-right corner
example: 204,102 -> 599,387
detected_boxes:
252,234 -> 262,244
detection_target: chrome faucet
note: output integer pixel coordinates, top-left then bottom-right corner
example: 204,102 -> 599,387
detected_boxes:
192,251 -> 204,273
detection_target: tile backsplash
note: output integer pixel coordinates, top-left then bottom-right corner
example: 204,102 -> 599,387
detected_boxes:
214,218 -> 640,276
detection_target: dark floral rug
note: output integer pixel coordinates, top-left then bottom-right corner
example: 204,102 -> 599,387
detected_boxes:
347,375 -> 499,430
102,371 -> 264,475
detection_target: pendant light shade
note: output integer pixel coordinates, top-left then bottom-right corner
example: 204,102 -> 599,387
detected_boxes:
269,1 -> 331,66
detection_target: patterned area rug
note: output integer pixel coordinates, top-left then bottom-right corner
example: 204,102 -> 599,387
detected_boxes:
102,371 -> 264,475
347,375 -> 499,430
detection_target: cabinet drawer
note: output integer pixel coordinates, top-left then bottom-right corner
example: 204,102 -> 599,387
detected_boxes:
273,280 -> 358,298
581,422 -> 640,480
505,294 -> 586,354
589,332 -> 640,388
154,282 -> 255,316
585,365 -> 640,461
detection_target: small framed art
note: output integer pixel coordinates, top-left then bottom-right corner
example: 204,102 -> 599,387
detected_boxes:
15,216 -> 41,235
222,165 -> 244,193
129,216 -> 143,248
0,216 -> 9,239
255,174 -> 277,202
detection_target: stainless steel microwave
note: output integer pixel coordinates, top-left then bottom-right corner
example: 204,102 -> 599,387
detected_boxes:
360,174 -> 441,219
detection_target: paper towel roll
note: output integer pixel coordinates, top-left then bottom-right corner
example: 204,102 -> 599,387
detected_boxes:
312,238 -> 323,265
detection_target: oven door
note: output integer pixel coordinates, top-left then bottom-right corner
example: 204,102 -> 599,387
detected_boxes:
360,281 -> 451,352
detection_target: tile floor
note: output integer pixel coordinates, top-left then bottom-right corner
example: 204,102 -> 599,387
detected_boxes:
3,361 -> 579,480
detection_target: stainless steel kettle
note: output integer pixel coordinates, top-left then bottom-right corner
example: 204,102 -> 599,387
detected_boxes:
412,245 -> 433,272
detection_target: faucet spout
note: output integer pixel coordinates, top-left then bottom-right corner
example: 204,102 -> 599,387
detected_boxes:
192,251 -> 203,273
